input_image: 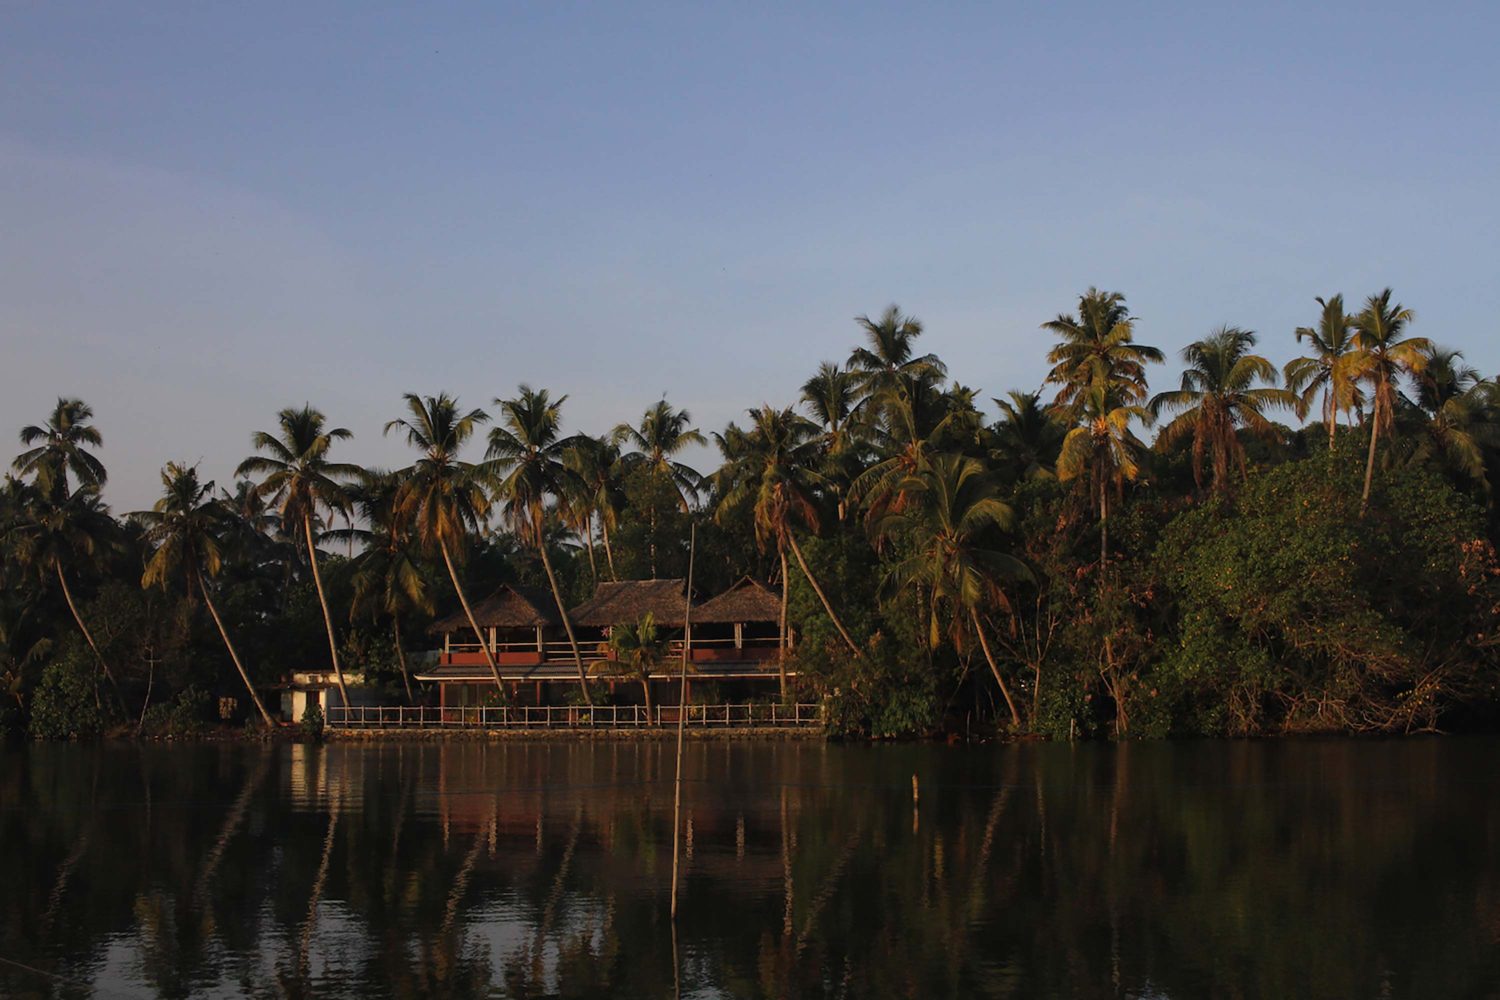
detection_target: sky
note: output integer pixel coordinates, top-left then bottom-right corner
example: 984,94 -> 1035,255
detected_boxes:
3,2 -> 1497,512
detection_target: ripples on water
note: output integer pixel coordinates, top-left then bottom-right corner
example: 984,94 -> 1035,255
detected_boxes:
1,738 -> 1498,998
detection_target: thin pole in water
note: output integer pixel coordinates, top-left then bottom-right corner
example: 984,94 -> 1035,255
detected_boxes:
670,523 -> 696,921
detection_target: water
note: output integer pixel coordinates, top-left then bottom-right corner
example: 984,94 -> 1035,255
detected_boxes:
1,738 -> 1497,999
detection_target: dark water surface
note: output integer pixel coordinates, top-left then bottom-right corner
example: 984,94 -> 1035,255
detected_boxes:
1,738 -> 1498,999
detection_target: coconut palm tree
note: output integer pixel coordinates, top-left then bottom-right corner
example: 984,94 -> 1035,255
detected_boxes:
847,305 -> 946,423
134,463 -> 275,728
612,399 -> 706,510
235,405 -> 361,708
596,612 -> 669,719
7,481 -> 126,714
486,385 -> 593,705
990,390 -> 1065,482
563,435 -> 624,581
13,397 -> 107,499
1042,289 -> 1163,414
1149,327 -> 1298,495
1284,294 -> 1362,449
1405,346 -> 1500,484
384,393 -> 505,693
341,470 -> 435,703
714,406 -> 859,690
1350,289 -> 1431,513
1056,383 -> 1153,567
873,454 -> 1031,728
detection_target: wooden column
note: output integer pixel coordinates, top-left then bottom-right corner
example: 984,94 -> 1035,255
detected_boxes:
734,622 -> 743,649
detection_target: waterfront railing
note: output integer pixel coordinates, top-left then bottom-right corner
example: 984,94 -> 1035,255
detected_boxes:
324,702 -> 822,730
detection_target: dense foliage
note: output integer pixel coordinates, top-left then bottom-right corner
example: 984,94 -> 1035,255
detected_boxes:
3,287 -> 1498,740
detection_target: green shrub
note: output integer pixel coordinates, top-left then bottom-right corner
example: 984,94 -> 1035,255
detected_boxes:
141,685 -> 210,738
28,648 -> 106,741
300,701 -> 325,738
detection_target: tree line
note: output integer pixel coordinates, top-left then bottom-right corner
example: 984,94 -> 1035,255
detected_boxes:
4,286 -> 1499,739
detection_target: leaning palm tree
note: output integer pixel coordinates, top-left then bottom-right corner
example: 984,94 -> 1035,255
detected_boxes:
235,405 -> 362,708
1057,383 -> 1153,567
134,463 -> 275,728
1042,289 -> 1163,415
873,455 -> 1031,728
7,482 -> 126,713
486,385 -> 593,705
714,406 -> 859,690
1284,294 -> 1362,449
13,397 -> 107,499
596,612 -> 669,719
1149,327 -> 1298,495
384,393 -> 505,693
1350,289 -> 1430,513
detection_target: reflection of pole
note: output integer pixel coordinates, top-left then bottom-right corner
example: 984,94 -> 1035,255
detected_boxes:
670,524 -> 696,921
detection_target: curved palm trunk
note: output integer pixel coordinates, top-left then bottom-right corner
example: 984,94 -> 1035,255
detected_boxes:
304,515 -> 350,709
777,545 -> 790,699
785,532 -> 859,656
583,512 -> 599,582
1360,390 -> 1383,515
600,516 -> 618,580
55,561 -> 126,716
971,608 -> 1022,729
537,537 -> 592,706
640,674 -> 653,720
437,539 -> 504,693
198,572 -> 275,728
393,617 -> 414,703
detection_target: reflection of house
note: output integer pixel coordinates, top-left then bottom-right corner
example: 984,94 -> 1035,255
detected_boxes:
416,578 -> 787,706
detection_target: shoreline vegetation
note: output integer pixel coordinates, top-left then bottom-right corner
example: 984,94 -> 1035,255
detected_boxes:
4,288 -> 1499,743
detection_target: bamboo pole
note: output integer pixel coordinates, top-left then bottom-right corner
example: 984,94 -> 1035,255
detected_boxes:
670,523 -> 696,921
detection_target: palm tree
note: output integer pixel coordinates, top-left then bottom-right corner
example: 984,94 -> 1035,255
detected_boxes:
873,455 -> 1031,728
612,399 -> 706,510
847,305 -> 947,424
990,390 -> 1065,482
1406,346 -> 1500,484
134,463 -> 275,728
13,398 -> 107,499
596,612 -> 669,719
562,435 -> 624,581
1149,327 -> 1298,494
1350,289 -> 1430,513
384,393 -> 505,693
7,482 -> 127,714
1043,289 -> 1163,414
801,362 -> 869,520
714,406 -> 859,690
1056,383 -> 1153,567
235,406 -> 361,708
486,385 -> 593,705
342,471 -> 435,703
1284,294 -> 1361,449
614,399 -> 705,576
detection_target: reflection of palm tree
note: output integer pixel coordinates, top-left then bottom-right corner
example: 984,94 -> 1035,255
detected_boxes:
236,405 -> 361,707
385,393 -> 506,693
134,462 -> 276,728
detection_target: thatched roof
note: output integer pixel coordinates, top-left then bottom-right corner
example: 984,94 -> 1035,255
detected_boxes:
570,579 -> 692,628
693,576 -> 781,624
429,584 -> 559,634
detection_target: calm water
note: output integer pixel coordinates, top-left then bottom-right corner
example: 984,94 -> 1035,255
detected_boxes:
1,738 -> 1498,999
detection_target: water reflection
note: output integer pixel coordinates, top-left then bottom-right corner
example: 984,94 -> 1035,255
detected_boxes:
1,738 -> 1499,998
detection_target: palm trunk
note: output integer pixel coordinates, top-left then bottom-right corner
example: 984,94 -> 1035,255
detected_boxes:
198,572 -> 275,728
1360,392 -> 1382,515
393,617 -> 414,704
1099,479 -> 1109,569
641,675 -> 653,720
600,516 -> 618,580
305,515 -> 350,709
438,539 -> 505,693
1325,387 -> 1337,451
971,608 -> 1022,728
583,512 -> 599,582
538,534 -> 592,706
785,531 -> 859,656
777,544 -> 790,699
55,561 -> 126,716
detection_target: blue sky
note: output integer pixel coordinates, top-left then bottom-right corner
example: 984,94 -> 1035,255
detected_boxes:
3,2 -> 1497,511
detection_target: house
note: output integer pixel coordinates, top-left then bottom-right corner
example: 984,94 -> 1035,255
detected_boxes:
416,577 -> 787,707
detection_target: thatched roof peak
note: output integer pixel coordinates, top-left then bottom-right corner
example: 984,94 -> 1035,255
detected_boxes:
570,578 -> 692,628
429,584 -> 559,634
693,576 -> 781,624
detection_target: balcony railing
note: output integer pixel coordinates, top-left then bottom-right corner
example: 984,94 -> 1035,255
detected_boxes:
325,702 -> 821,730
